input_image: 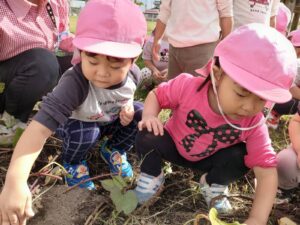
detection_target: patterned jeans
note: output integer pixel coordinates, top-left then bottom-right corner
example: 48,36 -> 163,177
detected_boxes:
56,101 -> 143,164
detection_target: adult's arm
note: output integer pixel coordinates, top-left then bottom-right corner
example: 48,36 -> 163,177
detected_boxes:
217,0 -> 233,38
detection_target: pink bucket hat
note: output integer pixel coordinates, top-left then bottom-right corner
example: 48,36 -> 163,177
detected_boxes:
73,0 -> 147,58
276,3 -> 291,35
196,23 -> 297,103
289,29 -> 300,47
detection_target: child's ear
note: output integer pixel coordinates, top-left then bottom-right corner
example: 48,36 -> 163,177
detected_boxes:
212,65 -> 222,81
132,57 -> 138,64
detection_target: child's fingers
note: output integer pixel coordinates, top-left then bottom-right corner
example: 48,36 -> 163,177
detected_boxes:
150,121 -> 160,136
154,120 -> 164,136
121,114 -> 133,126
138,121 -> 144,131
157,121 -> 164,136
120,118 -> 130,126
138,119 -> 163,135
8,212 -> 19,225
120,120 -> 127,126
149,120 -> 164,136
145,120 -> 153,133
120,115 -> 129,126
24,192 -> 34,220
20,216 -> 28,225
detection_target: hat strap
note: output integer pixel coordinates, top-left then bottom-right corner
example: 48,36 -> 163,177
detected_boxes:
210,69 -> 273,131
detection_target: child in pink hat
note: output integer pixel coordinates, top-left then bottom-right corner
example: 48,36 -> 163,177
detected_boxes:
266,28 -> 300,129
277,107 -> 300,191
133,23 -> 296,224
139,28 -> 169,91
276,29 -> 300,192
289,29 -> 300,53
275,2 -> 292,35
0,0 -> 146,223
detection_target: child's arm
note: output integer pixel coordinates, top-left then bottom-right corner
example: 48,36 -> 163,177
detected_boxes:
289,113 -> 300,166
152,20 -> 166,61
245,167 -> 277,225
0,120 -> 52,225
138,89 -> 164,136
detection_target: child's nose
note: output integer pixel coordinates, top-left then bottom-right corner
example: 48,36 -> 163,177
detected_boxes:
96,66 -> 109,77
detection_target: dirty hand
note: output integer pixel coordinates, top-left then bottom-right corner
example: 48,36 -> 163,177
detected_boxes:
152,41 -> 161,62
138,115 -> 164,136
119,105 -> 134,126
0,183 -> 34,225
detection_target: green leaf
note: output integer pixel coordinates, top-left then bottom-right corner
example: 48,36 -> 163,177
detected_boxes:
121,190 -> 138,215
209,208 -> 245,225
112,175 -> 127,190
110,189 -> 138,215
101,179 -> 116,191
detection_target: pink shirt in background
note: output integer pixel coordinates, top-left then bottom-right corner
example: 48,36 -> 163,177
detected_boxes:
0,0 -> 70,61
156,74 -> 277,168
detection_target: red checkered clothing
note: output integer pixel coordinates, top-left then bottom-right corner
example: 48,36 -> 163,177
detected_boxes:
0,0 -> 69,61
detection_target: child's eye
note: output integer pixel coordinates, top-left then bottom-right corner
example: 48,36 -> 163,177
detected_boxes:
89,61 -> 97,65
236,92 -> 246,97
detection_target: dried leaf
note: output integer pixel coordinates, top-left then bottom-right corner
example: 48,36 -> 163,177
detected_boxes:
209,208 -> 245,225
278,217 -> 297,225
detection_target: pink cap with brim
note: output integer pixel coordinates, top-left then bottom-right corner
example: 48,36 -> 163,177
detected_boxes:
72,0 -> 146,59
196,23 -> 297,104
289,29 -> 300,47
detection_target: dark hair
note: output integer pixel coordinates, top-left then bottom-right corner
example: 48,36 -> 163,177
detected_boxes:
197,57 -> 220,92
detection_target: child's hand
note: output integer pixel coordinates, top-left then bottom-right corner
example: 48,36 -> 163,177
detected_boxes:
59,33 -> 75,53
138,115 -> 164,136
158,69 -> 168,81
244,217 -> 260,225
0,183 -> 34,225
119,105 -> 134,126
153,68 -> 167,81
152,68 -> 162,80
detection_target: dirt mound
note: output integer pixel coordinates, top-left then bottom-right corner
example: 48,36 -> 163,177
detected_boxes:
29,186 -> 106,225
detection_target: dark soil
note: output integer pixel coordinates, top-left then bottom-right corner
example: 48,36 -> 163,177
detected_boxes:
29,186 -> 107,225
0,118 -> 299,225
